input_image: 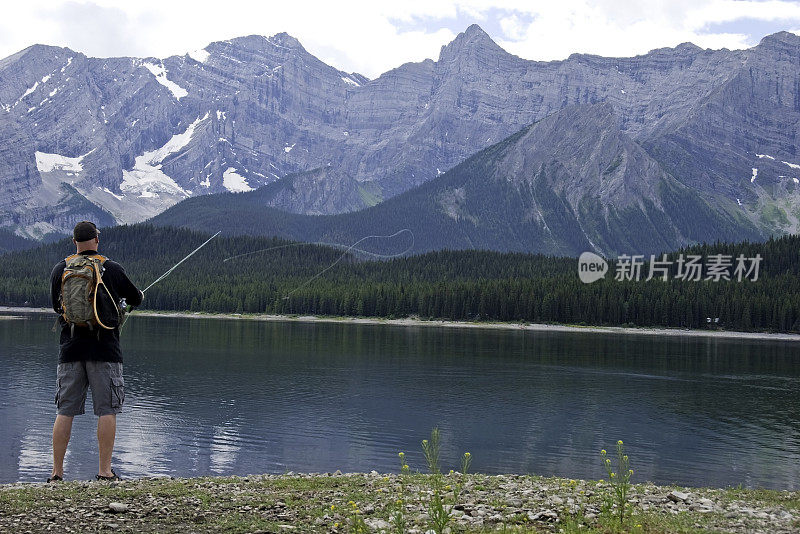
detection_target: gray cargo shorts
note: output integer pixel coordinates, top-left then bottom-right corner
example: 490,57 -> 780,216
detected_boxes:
55,361 -> 124,417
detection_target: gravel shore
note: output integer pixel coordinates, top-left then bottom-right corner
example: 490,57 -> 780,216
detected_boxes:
1,472 -> 797,533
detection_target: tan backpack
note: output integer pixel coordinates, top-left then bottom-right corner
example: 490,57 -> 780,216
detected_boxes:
60,254 -> 121,330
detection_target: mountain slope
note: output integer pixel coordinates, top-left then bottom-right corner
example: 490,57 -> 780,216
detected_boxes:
643,32 -> 800,234
2,26 -> 797,242
151,104 -> 763,256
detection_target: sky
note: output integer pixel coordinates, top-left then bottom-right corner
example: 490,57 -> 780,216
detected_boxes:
1,0 -> 799,79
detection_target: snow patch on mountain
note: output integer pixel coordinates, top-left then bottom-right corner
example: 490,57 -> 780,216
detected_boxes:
35,150 -> 92,173
188,48 -> 210,63
222,167 -> 253,192
341,76 -> 361,87
751,168 -> 758,183
756,153 -> 775,160
121,113 -> 207,197
143,62 -> 188,100
783,161 -> 800,170
101,187 -> 123,200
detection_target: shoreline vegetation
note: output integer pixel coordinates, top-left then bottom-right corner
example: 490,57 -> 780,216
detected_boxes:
1,472 -> 797,533
3,306 -> 800,342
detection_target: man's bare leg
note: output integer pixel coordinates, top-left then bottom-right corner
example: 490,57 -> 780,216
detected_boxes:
97,414 -> 116,477
52,415 -> 74,478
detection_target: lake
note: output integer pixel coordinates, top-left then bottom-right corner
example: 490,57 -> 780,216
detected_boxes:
0,311 -> 798,489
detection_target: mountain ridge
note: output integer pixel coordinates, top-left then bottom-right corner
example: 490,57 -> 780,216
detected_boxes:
149,103 -> 764,257
0,26 -> 798,251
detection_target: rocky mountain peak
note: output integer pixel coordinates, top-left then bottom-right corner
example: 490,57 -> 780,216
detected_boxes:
268,32 -> 304,50
438,23 -> 506,62
674,42 -> 703,53
756,31 -> 800,55
214,32 -> 307,59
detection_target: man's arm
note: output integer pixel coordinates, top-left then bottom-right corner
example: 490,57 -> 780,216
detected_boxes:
104,261 -> 144,307
50,261 -> 65,313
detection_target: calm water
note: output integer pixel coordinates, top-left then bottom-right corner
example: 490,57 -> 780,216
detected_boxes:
1,311 -> 798,489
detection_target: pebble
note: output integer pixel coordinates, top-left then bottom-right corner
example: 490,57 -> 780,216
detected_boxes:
365,518 -> 391,530
528,510 -> 558,522
667,490 -> 690,503
108,502 -> 128,513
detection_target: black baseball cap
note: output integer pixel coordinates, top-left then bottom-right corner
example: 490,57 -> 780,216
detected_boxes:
73,221 -> 100,242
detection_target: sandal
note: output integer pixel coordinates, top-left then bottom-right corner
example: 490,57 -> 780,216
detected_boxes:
95,469 -> 120,481
47,475 -> 63,483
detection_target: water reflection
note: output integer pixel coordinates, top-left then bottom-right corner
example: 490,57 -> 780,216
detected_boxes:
0,311 -> 798,489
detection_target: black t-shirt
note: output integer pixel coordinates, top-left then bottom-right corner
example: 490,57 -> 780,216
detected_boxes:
50,250 -> 143,363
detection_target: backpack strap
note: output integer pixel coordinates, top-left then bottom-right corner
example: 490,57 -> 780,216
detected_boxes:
90,256 -> 117,330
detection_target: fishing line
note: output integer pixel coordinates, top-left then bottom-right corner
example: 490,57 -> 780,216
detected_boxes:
223,229 -> 415,299
142,231 -> 221,294
222,231 -> 414,263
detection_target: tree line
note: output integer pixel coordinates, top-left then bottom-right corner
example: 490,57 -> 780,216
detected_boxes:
1,224 -> 798,332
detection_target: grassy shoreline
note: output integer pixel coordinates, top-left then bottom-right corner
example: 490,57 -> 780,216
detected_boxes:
3,306 -> 800,342
1,472 -> 797,533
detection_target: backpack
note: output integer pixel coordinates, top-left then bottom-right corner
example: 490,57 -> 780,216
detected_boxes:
60,254 -> 121,331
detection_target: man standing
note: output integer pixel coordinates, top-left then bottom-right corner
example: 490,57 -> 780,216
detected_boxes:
48,221 -> 143,482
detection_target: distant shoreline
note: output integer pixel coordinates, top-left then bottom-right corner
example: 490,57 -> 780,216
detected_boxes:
3,305 -> 800,342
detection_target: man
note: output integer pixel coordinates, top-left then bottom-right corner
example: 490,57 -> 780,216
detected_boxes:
48,221 -> 143,482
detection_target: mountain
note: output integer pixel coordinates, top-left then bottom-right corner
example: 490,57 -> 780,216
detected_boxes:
2,26 -> 800,244
150,104 -> 763,257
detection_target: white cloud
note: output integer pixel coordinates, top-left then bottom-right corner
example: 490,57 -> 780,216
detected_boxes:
0,1 -> 797,78
492,0 -> 800,61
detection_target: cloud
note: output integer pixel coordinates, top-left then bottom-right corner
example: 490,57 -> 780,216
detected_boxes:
0,1 -> 797,78
40,2 -> 147,58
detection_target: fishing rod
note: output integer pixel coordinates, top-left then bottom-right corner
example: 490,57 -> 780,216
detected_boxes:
223,229 -> 415,299
119,231 -> 221,329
